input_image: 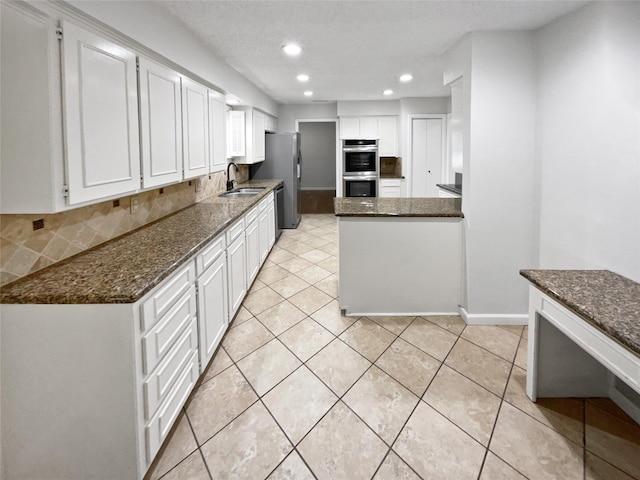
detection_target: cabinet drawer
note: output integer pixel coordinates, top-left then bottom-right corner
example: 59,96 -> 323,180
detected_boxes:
195,233 -> 226,275
145,350 -> 199,463
258,192 -> 273,212
141,261 -> 196,332
143,318 -> 198,420
226,218 -> 244,244
244,205 -> 258,226
142,287 -> 196,375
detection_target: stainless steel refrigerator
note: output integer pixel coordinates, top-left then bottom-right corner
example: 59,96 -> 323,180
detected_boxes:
250,133 -> 301,229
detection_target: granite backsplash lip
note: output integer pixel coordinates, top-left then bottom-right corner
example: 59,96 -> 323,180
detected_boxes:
436,183 -> 462,195
334,197 -> 463,218
520,269 -> 640,356
0,180 -> 282,305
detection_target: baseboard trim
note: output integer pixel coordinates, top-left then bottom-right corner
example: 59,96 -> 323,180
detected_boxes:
459,307 -> 529,326
343,311 -> 460,317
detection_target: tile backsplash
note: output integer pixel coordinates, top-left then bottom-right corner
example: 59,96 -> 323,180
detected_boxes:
0,167 -> 248,286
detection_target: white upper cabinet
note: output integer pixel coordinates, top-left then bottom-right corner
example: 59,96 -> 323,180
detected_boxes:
340,117 -> 360,139
228,108 -> 266,164
253,110 -> 266,163
181,77 -> 210,179
0,1 -> 66,214
359,117 -> 378,139
62,22 -> 140,205
61,21 -> 141,206
378,117 -> 398,156
339,116 -> 398,156
208,90 -> 227,173
138,57 -> 183,189
227,110 -> 246,158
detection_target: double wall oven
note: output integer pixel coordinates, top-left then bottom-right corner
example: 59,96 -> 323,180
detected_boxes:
342,139 -> 378,197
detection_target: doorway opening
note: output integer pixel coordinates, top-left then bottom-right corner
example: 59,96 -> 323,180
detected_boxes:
296,120 -> 338,213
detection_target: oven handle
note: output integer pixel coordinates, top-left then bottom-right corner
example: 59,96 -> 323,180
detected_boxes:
343,147 -> 378,152
343,176 -> 379,181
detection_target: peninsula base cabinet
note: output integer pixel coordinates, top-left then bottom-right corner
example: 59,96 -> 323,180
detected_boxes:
0,191 -> 277,480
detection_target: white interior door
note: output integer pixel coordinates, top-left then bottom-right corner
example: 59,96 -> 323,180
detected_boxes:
411,117 -> 444,197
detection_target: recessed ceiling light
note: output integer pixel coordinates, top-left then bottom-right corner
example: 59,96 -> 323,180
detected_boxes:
297,74 -> 310,82
282,44 -> 302,56
304,90 -> 314,97
383,89 -> 394,96
400,74 -> 413,82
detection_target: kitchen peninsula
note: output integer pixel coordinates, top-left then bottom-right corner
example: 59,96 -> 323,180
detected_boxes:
334,197 -> 463,316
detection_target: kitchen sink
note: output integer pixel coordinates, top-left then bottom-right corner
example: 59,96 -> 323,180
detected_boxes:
236,187 -> 266,193
218,187 -> 265,198
219,191 -> 258,198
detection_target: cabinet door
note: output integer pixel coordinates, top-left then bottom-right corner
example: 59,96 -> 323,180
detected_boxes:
340,117 -> 360,139
182,77 -> 209,179
138,57 -> 183,189
253,111 -> 265,162
61,21 -> 140,205
267,201 -> 276,251
196,253 -> 228,369
208,90 -> 227,173
245,219 -> 260,286
227,111 -> 246,157
258,209 -> 270,265
359,117 -> 378,139
227,234 -> 247,319
378,117 -> 398,156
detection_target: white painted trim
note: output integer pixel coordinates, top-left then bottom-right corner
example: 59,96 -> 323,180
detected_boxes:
346,311 -> 460,318
609,385 -> 640,425
459,307 -> 528,325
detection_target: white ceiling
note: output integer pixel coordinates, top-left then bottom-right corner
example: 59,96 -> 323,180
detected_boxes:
160,0 -> 588,104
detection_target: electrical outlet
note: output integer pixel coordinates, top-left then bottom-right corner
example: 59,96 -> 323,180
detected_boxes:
195,178 -> 202,192
130,195 -> 139,214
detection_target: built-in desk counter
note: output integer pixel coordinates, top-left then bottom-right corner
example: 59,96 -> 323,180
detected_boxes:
520,269 -> 640,423
334,197 -> 463,316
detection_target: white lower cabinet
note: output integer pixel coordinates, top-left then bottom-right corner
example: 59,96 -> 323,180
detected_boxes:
246,213 -> 261,287
0,190 -> 278,480
258,192 -> 276,264
379,179 -> 404,198
196,241 -> 229,371
227,228 -> 247,319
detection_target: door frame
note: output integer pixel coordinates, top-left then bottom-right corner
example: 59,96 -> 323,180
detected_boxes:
295,118 -> 340,196
406,114 -> 447,197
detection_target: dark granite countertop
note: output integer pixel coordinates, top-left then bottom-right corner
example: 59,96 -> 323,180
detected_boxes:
520,269 -> 640,356
334,197 -> 463,218
0,180 -> 282,305
436,184 -> 462,195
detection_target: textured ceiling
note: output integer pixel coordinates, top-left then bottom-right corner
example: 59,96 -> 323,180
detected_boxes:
160,0 -> 588,104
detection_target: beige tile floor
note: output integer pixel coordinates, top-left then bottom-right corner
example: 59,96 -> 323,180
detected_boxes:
145,214 -> 640,480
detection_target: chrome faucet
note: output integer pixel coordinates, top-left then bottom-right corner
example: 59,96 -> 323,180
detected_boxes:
226,162 -> 238,191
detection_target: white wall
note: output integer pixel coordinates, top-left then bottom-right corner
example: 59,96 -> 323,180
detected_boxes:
467,32 -> 537,318
535,1 -> 640,282
277,103 -> 338,133
400,97 -> 450,161
443,32 -> 537,322
67,1 -> 278,116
